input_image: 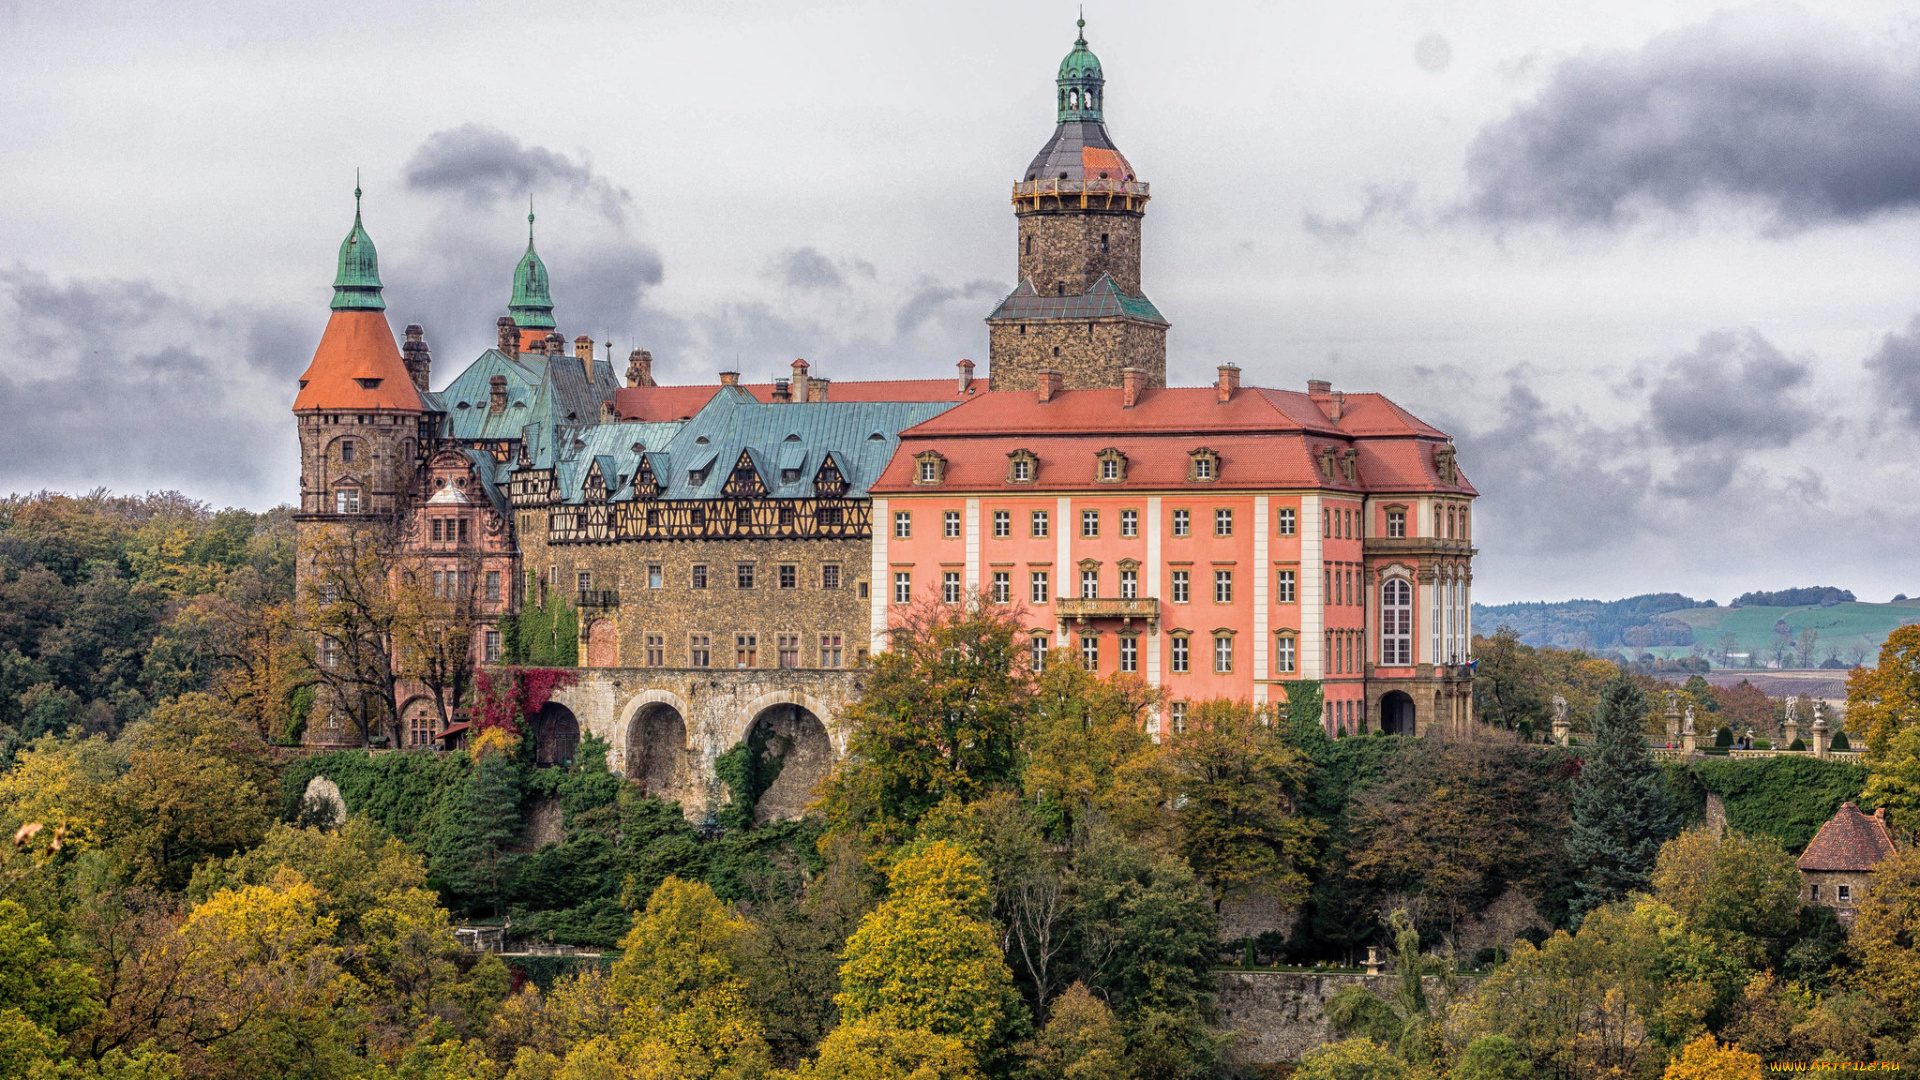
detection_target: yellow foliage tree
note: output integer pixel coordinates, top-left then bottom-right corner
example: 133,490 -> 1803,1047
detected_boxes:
781,1020 -> 979,1080
1293,1037 -> 1408,1080
1850,844 -> 1920,1023
836,842 -> 1016,1057
1022,662 -> 1158,835
1660,1035 -> 1764,1080
1855,625 -> 1920,826
1018,982 -> 1128,1080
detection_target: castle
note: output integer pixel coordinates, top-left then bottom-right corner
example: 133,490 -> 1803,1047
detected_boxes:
292,22 -> 1478,778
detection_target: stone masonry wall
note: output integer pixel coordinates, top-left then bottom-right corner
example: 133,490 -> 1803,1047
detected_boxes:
1216,972 -> 1475,1064
986,317 -> 1167,392
1017,209 -> 1144,295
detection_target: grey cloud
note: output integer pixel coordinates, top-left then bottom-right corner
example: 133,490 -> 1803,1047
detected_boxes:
1646,329 -> 1814,449
893,279 -> 1002,338
1464,8 -> 1920,228
779,248 -> 844,290
1866,315 -> 1920,428
1303,182 -> 1419,239
403,123 -> 632,224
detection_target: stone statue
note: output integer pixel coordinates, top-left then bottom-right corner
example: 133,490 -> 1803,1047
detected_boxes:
1811,699 -> 1824,724
1785,696 -> 1799,725
1552,696 -> 1568,725
1683,703 -> 1696,734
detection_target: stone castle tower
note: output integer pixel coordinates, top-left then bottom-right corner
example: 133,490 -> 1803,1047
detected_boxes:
986,19 -> 1168,392
292,188 -> 428,531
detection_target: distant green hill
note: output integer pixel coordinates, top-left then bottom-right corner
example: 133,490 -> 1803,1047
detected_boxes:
1474,593 -> 1920,668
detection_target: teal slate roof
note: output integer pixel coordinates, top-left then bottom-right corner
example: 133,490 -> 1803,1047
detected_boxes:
427,349 -> 621,444
549,387 -> 957,504
986,274 -> 1167,325
547,419 -> 687,501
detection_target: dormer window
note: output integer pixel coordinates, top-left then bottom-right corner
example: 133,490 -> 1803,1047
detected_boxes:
913,451 -> 947,486
1187,448 -> 1220,483
1433,444 -> 1458,485
1007,449 -> 1038,485
1096,447 -> 1127,483
355,378 -> 381,390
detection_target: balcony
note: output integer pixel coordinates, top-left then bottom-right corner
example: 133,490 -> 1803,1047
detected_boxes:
577,589 -> 620,609
1055,596 -> 1159,628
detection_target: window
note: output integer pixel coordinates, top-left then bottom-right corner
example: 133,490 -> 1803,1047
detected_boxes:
1172,509 -> 1190,536
919,459 -> 939,483
1382,579 -> 1412,666
894,572 -> 912,604
736,506 -> 752,528
737,563 -> 755,589
1214,570 -> 1233,603
821,634 -> 843,668
340,439 -> 356,463
1080,635 -> 1099,671
1810,884 -> 1821,901
1031,634 -> 1049,670
857,580 -> 869,599
1081,569 -> 1098,599
945,510 -> 961,538
1082,509 -> 1099,537
319,638 -> 339,669
458,518 -> 469,543
993,510 -> 1010,537
648,564 -> 663,589
1120,568 -> 1138,598
736,634 -> 758,668
1387,509 -> 1407,538
1100,232 -> 1110,253
335,488 -> 361,514
1031,510 -> 1049,537
485,571 -> 501,603
778,634 -> 800,668
1100,456 -> 1119,481
779,564 -> 797,589
1170,635 -> 1189,673
1275,635 -> 1296,673
1031,571 -> 1050,603
1277,508 -> 1296,536
432,519 -> 443,542
894,511 -> 912,538
484,629 -> 501,662
1277,569 -> 1296,604
1192,454 -> 1214,481
992,571 -> 1011,603
692,564 -> 708,589
822,564 -> 841,590
1011,456 -> 1033,483
646,634 -> 664,667
1119,636 -> 1138,673
944,571 -> 962,603
1169,701 -> 1187,732
1214,634 -> 1234,673
690,634 -> 711,667
1215,508 -> 1233,536
1172,570 -> 1190,603
577,570 -> 593,594
1121,508 -> 1138,537
1839,884 -> 1853,902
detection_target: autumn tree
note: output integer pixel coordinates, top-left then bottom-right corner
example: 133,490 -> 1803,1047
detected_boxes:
1473,628 -> 1548,731
1567,676 -> 1677,915
1854,625 -> 1920,823
1661,1035 -> 1764,1080
392,548 -> 489,730
1019,982 -> 1129,1080
1850,844 -> 1920,1023
1022,660 -> 1157,837
1161,699 -> 1319,911
1649,828 -> 1801,969
294,521 -> 407,745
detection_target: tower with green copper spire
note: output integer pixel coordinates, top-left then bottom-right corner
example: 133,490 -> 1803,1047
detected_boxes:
331,184 -> 386,311
987,17 -> 1165,393
509,198 -> 557,333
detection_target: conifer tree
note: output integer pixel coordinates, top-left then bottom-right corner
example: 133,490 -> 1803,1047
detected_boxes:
1567,675 -> 1676,915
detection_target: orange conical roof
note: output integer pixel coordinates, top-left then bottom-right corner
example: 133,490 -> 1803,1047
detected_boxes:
292,309 -> 427,412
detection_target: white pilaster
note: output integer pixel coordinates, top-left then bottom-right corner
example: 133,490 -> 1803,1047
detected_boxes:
1056,495 -> 1072,644
964,498 -> 981,592
1301,494 -> 1323,679
870,497 -> 889,654
1146,495 -> 1163,689
1253,496 -> 1269,704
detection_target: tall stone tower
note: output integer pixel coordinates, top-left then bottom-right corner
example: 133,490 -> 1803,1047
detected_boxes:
292,188 -> 427,531
987,19 -> 1168,392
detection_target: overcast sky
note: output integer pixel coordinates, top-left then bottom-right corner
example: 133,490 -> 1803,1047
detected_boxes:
6,0 -> 1920,604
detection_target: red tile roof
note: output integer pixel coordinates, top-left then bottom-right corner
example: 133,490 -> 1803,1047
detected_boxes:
1798,802 -> 1898,872
613,378 -> 976,421
293,310 -> 426,412
872,384 -> 1474,496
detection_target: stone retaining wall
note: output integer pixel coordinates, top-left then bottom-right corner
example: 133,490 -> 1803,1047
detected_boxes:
1215,971 -> 1474,1064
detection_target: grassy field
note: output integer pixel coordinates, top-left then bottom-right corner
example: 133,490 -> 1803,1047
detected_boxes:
1654,600 -> 1920,664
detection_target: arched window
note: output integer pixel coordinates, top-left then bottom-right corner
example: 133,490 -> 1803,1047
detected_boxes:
1381,578 -> 1412,666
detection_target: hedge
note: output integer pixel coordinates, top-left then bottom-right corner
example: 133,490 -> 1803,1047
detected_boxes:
1690,756 -> 1868,851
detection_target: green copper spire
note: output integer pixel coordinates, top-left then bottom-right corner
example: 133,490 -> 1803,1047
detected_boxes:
1056,13 -> 1104,123
331,178 -> 386,311
508,196 -> 556,331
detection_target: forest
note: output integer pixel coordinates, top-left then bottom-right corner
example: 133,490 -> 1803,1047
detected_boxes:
6,490 -> 1920,1080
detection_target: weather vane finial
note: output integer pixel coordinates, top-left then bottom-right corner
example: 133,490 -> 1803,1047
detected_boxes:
1077,6 -> 1085,41
527,194 -> 536,241
354,168 -> 362,212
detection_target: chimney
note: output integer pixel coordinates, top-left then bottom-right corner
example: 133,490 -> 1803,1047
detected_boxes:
489,374 -> 507,414
807,377 -> 831,402
1308,379 -> 1342,421
627,348 -> 655,388
402,324 -> 431,393
1121,367 -> 1143,408
497,317 -> 519,354
1038,369 -> 1063,403
573,335 -> 594,360
545,332 -> 565,356
957,358 -> 975,393
772,379 -> 792,402
791,358 -> 810,403
719,370 -> 740,387
528,335 -> 548,356
1216,364 -> 1241,403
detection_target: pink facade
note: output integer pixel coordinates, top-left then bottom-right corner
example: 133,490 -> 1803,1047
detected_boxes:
868,372 -> 1478,737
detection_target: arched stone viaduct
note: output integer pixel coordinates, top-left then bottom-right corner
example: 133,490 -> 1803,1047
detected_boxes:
541,667 -> 865,825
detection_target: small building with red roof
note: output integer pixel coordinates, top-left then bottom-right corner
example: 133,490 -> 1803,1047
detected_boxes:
1798,802 -> 1899,923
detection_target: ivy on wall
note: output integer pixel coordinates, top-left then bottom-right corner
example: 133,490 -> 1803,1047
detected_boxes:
1690,756 -> 1868,851
501,595 -> 578,667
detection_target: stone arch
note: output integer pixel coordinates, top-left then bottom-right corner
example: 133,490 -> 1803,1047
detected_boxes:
617,689 -> 694,792
738,690 -> 838,750
739,699 -> 835,824
398,695 -> 441,749
531,701 -> 580,766
1381,691 -> 1417,736
586,618 -> 619,668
